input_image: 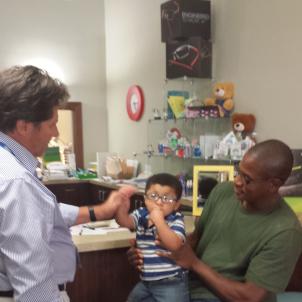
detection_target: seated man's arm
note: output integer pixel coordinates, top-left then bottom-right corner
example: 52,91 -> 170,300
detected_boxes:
188,251 -> 269,302
158,242 -> 269,302
159,225 -> 302,302
186,227 -> 201,249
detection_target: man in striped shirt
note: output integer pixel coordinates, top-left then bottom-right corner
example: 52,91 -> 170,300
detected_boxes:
0,65 -> 124,302
116,173 -> 189,302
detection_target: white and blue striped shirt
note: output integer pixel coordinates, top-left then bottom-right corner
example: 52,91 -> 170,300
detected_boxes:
0,132 -> 79,302
131,207 -> 186,281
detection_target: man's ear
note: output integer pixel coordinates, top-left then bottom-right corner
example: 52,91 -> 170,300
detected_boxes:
12,120 -> 35,141
269,178 -> 283,192
15,120 -> 30,136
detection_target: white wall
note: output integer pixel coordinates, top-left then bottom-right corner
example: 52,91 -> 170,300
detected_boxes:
105,0 -> 302,170
105,0 -> 165,162
1,0 -> 302,169
104,0 -> 212,171
0,0 -> 108,167
212,0 -> 302,146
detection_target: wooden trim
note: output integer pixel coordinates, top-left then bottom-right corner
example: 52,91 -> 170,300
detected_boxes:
59,102 -> 84,169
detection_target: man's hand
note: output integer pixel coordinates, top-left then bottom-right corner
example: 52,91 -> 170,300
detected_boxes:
94,190 -> 124,220
119,185 -> 137,200
127,239 -> 143,271
157,241 -> 198,270
116,185 -> 137,216
75,186 -> 137,225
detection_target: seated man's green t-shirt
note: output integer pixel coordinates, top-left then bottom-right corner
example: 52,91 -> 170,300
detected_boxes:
190,182 -> 302,302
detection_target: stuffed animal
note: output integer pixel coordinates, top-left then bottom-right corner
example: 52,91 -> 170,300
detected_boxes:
232,113 -> 256,141
204,82 -> 234,117
214,112 -> 256,160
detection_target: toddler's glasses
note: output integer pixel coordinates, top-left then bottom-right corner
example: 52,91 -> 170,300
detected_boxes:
145,192 -> 177,204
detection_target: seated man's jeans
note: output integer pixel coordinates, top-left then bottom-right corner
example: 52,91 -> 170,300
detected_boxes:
190,299 -> 220,302
127,271 -> 190,302
277,292 -> 302,302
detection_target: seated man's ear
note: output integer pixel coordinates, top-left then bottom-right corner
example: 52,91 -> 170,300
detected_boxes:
269,178 -> 284,191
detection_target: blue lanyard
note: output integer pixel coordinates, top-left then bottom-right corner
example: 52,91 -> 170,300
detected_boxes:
0,142 -> 15,156
0,141 -> 40,179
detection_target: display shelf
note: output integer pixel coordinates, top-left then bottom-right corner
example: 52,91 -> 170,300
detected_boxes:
152,151 -> 234,163
146,116 -> 232,175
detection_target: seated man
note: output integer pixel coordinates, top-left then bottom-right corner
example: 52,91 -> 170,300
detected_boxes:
128,139 -> 302,302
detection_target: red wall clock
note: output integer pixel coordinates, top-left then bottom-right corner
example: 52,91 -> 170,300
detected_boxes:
126,85 -> 144,121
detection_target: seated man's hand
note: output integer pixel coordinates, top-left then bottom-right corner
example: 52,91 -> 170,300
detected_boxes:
156,241 -> 198,270
127,239 -> 143,271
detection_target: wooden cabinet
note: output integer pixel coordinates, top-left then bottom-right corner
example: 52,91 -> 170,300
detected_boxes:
66,248 -> 139,302
130,193 -> 145,212
45,182 -> 91,206
89,183 -> 113,203
45,182 -> 115,206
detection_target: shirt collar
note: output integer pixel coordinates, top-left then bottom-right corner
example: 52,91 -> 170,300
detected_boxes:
0,131 -> 39,175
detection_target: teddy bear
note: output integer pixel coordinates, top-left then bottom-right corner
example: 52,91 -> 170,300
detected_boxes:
204,82 -> 234,117
232,113 -> 256,141
214,112 -> 256,160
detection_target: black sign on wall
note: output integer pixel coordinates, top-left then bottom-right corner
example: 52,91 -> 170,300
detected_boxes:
166,37 -> 212,79
161,0 -> 211,42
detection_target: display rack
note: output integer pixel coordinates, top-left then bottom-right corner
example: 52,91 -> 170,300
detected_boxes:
146,116 -> 232,176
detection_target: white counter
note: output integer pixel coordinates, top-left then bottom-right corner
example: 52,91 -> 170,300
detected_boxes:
72,215 -> 195,253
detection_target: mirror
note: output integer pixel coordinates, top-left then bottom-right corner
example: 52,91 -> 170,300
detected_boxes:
58,102 -> 84,169
192,165 -> 234,216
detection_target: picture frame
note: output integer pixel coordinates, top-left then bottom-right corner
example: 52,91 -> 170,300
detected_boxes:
192,165 -> 234,216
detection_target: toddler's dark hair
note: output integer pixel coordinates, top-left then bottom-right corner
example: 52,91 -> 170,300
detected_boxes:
145,173 -> 182,200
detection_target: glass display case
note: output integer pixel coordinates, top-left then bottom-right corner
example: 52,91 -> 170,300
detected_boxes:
146,116 -> 232,176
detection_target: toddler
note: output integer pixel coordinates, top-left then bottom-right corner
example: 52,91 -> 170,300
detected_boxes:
117,173 -> 189,302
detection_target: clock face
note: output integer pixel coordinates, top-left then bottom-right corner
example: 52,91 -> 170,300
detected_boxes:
126,85 -> 144,121
130,94 -> 139,114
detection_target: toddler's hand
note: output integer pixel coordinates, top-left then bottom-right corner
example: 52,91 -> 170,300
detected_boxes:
149,207 -> 164,224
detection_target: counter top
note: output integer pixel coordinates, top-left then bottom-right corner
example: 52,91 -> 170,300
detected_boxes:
72,215 -> 195,253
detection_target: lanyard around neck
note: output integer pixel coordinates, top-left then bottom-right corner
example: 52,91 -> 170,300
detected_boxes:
0,142 -> 15,156
0,141 -> 40,179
